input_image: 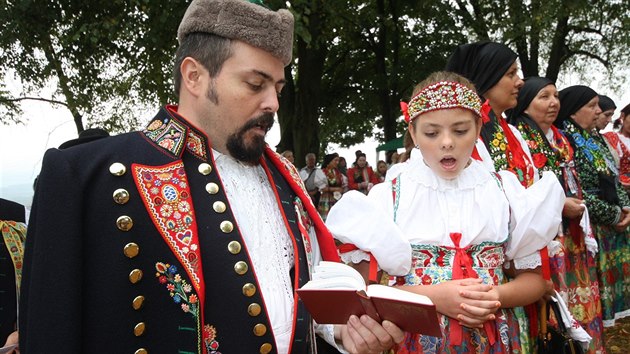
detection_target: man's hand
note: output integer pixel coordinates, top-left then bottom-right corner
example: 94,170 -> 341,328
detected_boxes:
335,315 -> 404,354
2,330 -> 19,354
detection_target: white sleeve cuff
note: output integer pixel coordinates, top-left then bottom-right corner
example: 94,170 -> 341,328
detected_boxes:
339,249 -> 372,265
512,251 -> 542,270
315,324 -> 348,354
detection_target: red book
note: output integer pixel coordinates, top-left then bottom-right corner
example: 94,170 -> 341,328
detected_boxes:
297,262 -> 441,336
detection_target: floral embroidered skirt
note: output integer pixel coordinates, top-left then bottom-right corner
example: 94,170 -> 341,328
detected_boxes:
592,223 -> 630,327
392,243 -> 522,354
549,231 -> 605,354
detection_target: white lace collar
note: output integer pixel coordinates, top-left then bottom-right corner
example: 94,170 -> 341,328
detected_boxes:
405,156 -> 492,191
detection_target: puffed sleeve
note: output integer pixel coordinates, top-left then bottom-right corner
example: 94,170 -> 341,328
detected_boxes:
325,189 -> 412,276
499,170 -> 565,269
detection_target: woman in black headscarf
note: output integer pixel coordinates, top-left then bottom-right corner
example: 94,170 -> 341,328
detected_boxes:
446,41 -> 536,187
556,85 -> 630,329
509,78 -> 605,353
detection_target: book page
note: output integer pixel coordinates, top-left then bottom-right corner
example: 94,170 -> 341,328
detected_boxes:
311,261 -> 365,282
300,275 -> 365,290
366,284 -> 433,305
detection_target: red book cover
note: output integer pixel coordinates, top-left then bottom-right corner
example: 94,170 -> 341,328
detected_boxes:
297,262 -> 441,336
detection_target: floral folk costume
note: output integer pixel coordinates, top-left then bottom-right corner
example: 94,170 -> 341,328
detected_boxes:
329,81 -> 565,353
509,77 -> 604,353
556,85 -> 630,329
446,42 -> 542,352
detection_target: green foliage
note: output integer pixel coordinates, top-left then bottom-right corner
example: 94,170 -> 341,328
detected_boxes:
0,0 -> 187,132
0,83 -> 23,125
0,0 -> 628,151
318,0 -> 466,148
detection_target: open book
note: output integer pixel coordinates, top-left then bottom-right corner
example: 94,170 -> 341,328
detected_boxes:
297,261 -> 441,336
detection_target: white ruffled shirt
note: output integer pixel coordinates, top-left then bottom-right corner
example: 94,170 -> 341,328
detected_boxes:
326,157 -> 565,276
213,151 -> 338,353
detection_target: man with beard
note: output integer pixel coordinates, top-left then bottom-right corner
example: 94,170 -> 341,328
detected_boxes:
18,0 -> 404,353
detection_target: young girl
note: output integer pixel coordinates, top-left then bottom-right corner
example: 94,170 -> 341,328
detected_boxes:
326,72 -> 565,353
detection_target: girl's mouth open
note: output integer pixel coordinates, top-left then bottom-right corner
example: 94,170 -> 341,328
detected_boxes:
440,157 -> 457,170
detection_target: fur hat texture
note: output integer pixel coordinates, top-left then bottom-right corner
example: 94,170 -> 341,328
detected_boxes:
177,0 -> 294,65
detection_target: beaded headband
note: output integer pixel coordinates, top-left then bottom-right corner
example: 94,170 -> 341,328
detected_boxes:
400,81 -> 482,123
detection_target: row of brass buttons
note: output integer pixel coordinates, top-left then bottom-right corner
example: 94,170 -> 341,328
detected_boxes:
199,162 -> 272,353
110,163 -> 147,347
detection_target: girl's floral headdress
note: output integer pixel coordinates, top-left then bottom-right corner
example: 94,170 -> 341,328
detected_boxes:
400,81 -> 482,123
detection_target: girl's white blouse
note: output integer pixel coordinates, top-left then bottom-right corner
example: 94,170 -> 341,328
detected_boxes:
326,158 -> 565,276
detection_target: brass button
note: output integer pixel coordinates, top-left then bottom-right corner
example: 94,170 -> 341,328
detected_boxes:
129,269 -> 143,284
135,349 -> 148,354
116,215 -> 133,231
253,323 -> 267,336
234,261 -> 248,275
227,241 -> 241,255
198,163 -> 212,175
248,303 -> 262,316
260,343 -> 273,354
132,295 -> 145,310
124,243 -> 139,258
213,201 -> 226,213
134,322 -> 146,336
109,162 -> 127,176
220,221 -> 233,233
113,188 -> 130,204
205,182 -> 219,195
242,283 -> 256,297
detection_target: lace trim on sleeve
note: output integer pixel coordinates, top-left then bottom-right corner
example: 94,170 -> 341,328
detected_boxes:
339,249 -> 371,265
513,251 -> 542,270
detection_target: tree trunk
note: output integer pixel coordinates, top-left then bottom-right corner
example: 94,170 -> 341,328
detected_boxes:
546,2 -> 570,81
277,0 -> 328,168
43,34 -> 84,134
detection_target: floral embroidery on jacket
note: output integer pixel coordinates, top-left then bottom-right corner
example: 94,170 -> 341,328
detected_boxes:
156,262 -> 222,353
155,262 -> 199,317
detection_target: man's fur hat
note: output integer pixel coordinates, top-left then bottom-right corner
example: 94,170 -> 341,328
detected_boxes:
178,0 -> 294,66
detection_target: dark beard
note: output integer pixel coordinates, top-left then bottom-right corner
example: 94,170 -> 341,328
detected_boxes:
226,113 -> 275,164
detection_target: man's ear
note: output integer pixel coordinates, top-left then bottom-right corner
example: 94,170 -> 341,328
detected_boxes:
180,57 -> 206,98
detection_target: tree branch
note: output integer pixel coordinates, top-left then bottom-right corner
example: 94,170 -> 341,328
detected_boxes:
568,26 -> 604,36
0,96 -> 68,107
568,49 -> 610,68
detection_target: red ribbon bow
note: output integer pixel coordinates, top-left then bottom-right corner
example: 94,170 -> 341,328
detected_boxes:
400,101 -> 410,123
448,232 -> 496,346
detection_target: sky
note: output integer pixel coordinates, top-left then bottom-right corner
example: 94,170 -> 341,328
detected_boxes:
2,70 -> 629,208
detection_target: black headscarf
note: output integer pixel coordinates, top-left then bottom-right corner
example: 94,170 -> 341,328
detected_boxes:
322,153 -> 339,168
445,41 -> 518,96
507,77 -> 555,124
554,85 -> 598,128
598,95 -> 616,112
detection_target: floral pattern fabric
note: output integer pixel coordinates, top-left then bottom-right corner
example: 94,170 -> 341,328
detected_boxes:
480,107 -> 535,187
603,132 -> 630,187
317,167 -> 343,221
562,120 -> 630,327
514,115 -> 605,353
393,243 -> 522,354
